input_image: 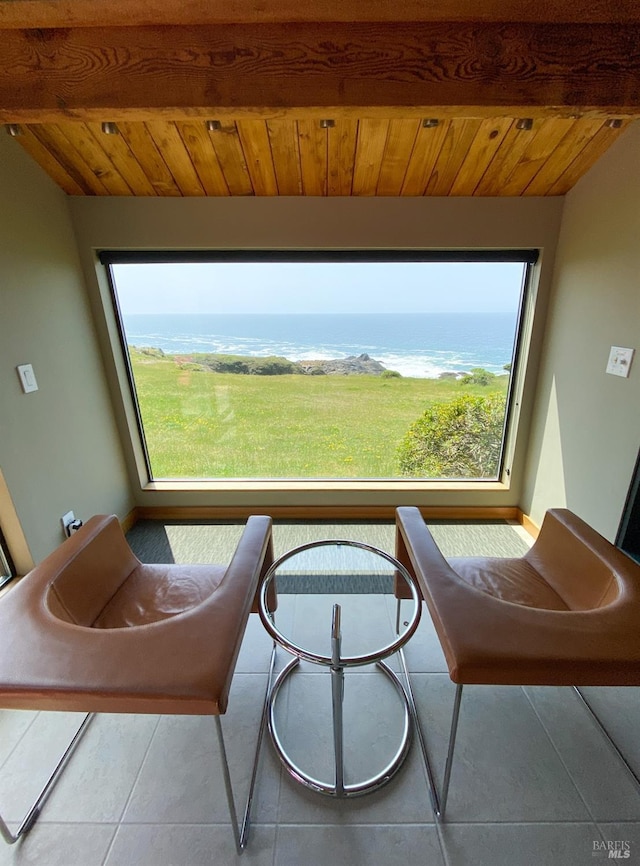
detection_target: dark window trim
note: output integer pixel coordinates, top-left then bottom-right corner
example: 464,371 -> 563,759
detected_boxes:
99,249 -> 539,266
0,525 -> 16,588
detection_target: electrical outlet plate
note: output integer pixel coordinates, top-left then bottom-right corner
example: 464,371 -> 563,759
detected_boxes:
606,346 -> 635,378
61,511 -> 75,537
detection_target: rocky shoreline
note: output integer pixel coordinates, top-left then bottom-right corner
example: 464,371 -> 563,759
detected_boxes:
137,347 -> 393,376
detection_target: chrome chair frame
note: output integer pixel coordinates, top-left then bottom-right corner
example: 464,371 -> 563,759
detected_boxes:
0,642 -> 277,855
396,598 -> 640,821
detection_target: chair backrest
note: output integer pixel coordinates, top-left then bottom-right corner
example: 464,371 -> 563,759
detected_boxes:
44,516 -> 139,626
525,509 -> 624,611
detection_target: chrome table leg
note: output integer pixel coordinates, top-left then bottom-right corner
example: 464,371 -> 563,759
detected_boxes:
331,604 -> 345,796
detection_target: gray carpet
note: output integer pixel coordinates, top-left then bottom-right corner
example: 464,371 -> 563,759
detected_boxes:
126,519 -> 531,594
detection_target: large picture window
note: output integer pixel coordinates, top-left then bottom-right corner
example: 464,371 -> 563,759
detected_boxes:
102,251 -> 536,483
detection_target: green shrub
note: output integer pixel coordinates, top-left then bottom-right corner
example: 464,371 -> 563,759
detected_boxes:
460,367 -> 496,386
381,369 -> 402,379
397,393 -> 506,478
193,354 -> 297,375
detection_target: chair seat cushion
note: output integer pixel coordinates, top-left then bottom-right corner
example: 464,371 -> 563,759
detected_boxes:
448,557 -> 570,610
396,507 -> 640,686
92,563 -> 227,629
0,514 -> 273,714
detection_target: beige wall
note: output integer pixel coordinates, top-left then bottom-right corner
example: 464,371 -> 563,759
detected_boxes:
70,194 -> 563,511
522,122 -> 640,540
0,135 -> 132,566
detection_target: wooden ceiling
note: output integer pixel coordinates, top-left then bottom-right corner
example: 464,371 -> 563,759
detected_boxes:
12,115 -> 630,197
1,1 -> 639,197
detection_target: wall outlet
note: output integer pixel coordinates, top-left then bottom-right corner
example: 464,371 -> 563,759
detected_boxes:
61,511 -> 81,538
606,346 -> 635,378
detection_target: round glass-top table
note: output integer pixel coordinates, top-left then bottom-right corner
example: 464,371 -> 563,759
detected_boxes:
258,540 -> 421,798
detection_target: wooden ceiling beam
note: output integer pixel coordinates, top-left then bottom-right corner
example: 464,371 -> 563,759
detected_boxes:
1,21 -> 639,123
2,1 -> 640,29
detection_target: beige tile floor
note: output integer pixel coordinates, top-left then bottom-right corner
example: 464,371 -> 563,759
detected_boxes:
0,594 -> 639,866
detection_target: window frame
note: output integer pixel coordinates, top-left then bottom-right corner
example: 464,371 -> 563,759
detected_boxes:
0,526 -> 16,589
100,248 -> 539,490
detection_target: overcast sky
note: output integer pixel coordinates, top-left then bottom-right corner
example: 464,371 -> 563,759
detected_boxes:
113,261 -> 525,315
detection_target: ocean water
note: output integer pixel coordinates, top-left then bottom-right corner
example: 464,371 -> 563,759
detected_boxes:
122,312 -> 517,379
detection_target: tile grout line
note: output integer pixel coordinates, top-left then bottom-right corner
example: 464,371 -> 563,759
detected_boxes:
0,707 -> 42,774
101,714 -> 163,866
434,819 -> 454,866
521,686 -> 606,843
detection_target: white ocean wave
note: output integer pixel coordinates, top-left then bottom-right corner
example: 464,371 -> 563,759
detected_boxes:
127,331 -> 510,379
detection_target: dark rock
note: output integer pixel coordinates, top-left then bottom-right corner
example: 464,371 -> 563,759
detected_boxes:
298,355 -> 387,376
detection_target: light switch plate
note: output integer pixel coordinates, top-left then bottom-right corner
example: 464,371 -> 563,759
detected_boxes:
606,346 -> 635,378
16,364 -> 39,393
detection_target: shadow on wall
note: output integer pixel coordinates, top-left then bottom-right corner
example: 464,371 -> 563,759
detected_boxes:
526,369 -> 638,542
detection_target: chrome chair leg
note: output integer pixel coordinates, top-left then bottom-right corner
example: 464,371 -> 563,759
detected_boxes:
396,644 -> 463,820
573,686 -> 640,792
395,666 -> 640,825
0,712 -> 95,845
215,641 -> 277,855
0,642 -> 279,853
396,647 -> 441,816
440,683 -> 463,817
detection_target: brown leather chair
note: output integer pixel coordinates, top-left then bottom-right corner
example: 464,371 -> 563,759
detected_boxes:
0,514 -> 274,850
394,506 -> 640,817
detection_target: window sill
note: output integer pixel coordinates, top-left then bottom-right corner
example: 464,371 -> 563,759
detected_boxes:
143,479 -> 510,493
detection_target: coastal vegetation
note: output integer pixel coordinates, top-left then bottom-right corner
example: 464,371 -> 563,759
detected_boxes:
397,393 -> 506,478
129,347 -> 509,479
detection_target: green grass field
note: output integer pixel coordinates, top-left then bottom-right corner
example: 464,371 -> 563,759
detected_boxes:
129,349 -> 509,478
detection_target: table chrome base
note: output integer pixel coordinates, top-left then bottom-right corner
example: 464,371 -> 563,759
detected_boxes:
259,542 -> 422,800
267,652 -> 413,798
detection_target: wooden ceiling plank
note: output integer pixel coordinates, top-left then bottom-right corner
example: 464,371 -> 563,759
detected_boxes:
208,123 -> 253,196
425,118 -> 483,196
376,119 -> 420,196
146,120 -> 207,196
117,122 -> 182,195
497,118 -> 576,195
236,120 -> 279,196
31,124 -> 109,195
84,122 -> 156,195
266,118 -> 302,195
473,120 -> 542,195
174,120 -> 229,196
55,122 -> 133,195
401,121 -> 451,196
327,118 -> 358,196
447,117 -> 514,195
297,119 -> 328,196
2,22 -> 640,121
15,127 -> 85,195
352,119 -> 390,196
4,1 -> 640,28
522,118 -> 607,195
545,121 -> 630,195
